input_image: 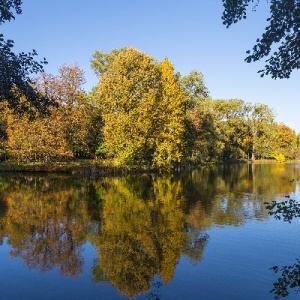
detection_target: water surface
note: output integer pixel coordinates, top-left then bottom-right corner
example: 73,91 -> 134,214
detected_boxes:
0,163 -> 299,299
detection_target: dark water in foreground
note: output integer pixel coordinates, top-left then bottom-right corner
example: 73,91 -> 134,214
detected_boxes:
0,163 -> 300,300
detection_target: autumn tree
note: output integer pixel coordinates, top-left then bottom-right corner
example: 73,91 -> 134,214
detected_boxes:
153,59 -> 185,168
96,48 -> 160,166
184,99 -> 223,164
273,124 -> 297,161
36,64 -> 103,158
6,65 -> 101,161
96,48 -> 186,168
6,109 -> 72,162
180,71 -> 212,164
222,0 -> 300,78
90,175 -> 186,297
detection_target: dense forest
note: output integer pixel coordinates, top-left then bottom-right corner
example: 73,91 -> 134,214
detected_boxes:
1,47 -> 299,169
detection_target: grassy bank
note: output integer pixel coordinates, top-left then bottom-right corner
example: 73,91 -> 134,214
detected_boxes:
0,160 -> 168,175
0,160 -> 130,175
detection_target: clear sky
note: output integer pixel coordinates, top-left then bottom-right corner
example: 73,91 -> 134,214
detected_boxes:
2,0 -> 300,132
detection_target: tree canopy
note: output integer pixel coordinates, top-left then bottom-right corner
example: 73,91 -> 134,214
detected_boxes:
222,0 -> 300,78
95,48 -> 186,169
0,0 -> 52,114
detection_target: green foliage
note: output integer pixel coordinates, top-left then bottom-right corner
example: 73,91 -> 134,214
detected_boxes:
244,103 -> 276,160
184,99 -> 277,163
184,100 -> 224,164
180,70 -> 210,110
222,0 -> 300,78
211,99 -> 247,160
90,48 -> 126,78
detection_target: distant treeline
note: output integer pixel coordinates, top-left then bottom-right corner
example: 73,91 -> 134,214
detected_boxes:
0,48 -> 299,169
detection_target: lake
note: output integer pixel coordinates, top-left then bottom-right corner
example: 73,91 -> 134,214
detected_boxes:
0,163 -> 299,299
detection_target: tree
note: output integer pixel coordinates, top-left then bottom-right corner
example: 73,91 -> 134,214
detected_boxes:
96,48 -> 161,166
0,1 -> 22,24
180,70 -> 210,111
0,0 -> 52,113
184,99 -> 224,164
35,65 -> 102,158
5,65 -> 102,161
96,48 -> 186,168
6,99 -> 73,162
211,99 -> 247,160
153,59 -> 185,168
222,0 -> 300,78
244,103 -> 276,160
273,124 -> 297,160
180,71 -> 211,164
90,48 -> 126,78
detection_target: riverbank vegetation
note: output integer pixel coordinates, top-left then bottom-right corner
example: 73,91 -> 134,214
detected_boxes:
0,48 -> 299,171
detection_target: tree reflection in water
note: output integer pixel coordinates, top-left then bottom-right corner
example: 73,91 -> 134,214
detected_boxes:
0,175 -> 98,278
266,198 -> 300,298
0,163 -> 298,299
90,176 -> 187,298
0,174 -> 212,298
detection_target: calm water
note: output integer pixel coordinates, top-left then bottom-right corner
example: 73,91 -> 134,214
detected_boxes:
0,163 -> 300,300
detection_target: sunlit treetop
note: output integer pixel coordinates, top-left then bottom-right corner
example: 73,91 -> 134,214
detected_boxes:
222,0 -> 300,79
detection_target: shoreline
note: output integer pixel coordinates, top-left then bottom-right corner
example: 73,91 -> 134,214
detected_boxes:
0,159 -> 298,176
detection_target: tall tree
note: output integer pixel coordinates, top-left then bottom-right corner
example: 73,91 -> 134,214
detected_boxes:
153,59 -> 185,168
96,48 -> 186,169
211,99 -> 247,160
184,99 -> 224,164
244,103 -> 276,160
222,0 -> 300,78
96,48 -> 161,166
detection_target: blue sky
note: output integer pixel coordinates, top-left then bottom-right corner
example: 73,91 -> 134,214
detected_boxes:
2,0 -> 300,131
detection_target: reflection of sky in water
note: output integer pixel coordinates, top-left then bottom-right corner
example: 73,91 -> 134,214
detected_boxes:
170,218 -> 300,300
295,183 -> 300,200
0,164 -> 300,299
3,218 -> 299,300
